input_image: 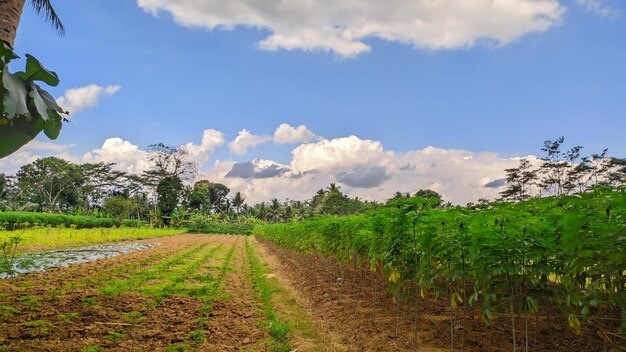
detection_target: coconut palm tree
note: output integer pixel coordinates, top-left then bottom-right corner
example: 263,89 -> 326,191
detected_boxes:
0,0 -> 64,48
269,198 -> 282,223
231,191 -> 245,214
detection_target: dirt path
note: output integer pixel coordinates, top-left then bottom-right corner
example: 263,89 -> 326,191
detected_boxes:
200,236 -> 267,351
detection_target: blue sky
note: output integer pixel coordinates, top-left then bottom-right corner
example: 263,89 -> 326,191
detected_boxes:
3,0 -> 625,203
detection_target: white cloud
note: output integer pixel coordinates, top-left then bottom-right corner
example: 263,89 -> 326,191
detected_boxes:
273,123 -> 315,144
56,84 -> 121,115
214,136 -> 532,205
228,129 -> 272,155
576,0 -> 621,18
21,140 -> 76,153
81,138 -> 150,174
183,129 -> 226,163
0,126 -> 537,205
290,135 -> 392,172
138,0 -> 565,57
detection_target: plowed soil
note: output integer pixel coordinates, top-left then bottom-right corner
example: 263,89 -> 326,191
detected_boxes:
0,235 -> 269,352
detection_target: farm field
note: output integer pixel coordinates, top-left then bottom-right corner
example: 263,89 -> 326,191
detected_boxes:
0,234 -> 350,352
3,232 -> 620,352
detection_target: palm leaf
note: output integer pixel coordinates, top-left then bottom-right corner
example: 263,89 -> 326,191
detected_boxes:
29,0 -> 65,36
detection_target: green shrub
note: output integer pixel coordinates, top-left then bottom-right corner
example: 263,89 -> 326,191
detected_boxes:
187,216 -> 253,235
0,212 -> 150,230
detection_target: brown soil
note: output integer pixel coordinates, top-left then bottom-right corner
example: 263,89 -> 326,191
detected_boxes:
255,237 -> 621,352
199,236 -> 267,351
0,235 -> 265,352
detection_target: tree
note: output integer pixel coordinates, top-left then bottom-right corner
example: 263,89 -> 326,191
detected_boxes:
143,143 -> 197,184
16,156 -> 83,212
79,162 -> 126,211
607,158 -> 626,186
104,196 -> 135,219
0,0 -> 64,49
538,137 -> 582,196
0,173 -> 7,200
231,191 -> 246,214
499,158 -> 537,202
269,198 -> 282,223
156,175 -> 183,225
187,180 -> 230,214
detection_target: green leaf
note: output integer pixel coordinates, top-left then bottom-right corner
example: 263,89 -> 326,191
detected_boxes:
1,69 -> 30,119
28,84 -> 49,120
15,55 -> 59,86
0,42 -> 19,65
36,86 -> 66,114
0,115 -> 44,158
43,113 -> 62,139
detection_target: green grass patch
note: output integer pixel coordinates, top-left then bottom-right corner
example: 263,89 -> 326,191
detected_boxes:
245,237 -> 292,352
0,227 -> 187,253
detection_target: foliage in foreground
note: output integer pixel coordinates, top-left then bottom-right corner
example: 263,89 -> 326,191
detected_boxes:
0,43 -> 67,158
254,187 -> 626,343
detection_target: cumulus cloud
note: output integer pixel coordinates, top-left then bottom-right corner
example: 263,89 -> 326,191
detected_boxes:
0,125 -> 537,205
337,166 -> 390,188
484,178 -> 507,188
81,138 -> 150,174
56,84 -> 121,115
273,123 -> 315,144
138,0 -> 565,57
576,0 -> 621,18
183,129 -> 225,163
290,135 -> 392,172
228,129 -> 272,155
225,158 -> 290,179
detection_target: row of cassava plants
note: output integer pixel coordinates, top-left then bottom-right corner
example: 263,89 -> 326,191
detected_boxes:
253,186 -> 626,351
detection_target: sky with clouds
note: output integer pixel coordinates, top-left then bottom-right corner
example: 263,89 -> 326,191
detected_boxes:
1,0 -> 624,204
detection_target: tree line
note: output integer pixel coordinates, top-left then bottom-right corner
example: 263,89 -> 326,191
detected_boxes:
0,137 -> 624,226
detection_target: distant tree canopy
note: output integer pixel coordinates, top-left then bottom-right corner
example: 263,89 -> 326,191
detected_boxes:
499,137 -> 624,202
0,137 -> 623,227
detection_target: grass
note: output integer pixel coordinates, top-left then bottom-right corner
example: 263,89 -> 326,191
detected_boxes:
23,319 -> 56,337
100,243 -> 212,296
244,237 -> 292,352
0,227 -> 188,254
105,331 -> 126,341
58,312 -> 79,324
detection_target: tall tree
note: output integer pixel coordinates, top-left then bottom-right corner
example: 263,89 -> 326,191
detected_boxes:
269,198 -> 282,223
156,175 -> 183,225
143,143 -> 197,184
16,156 -> 83,212
231,191 -> 246,214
